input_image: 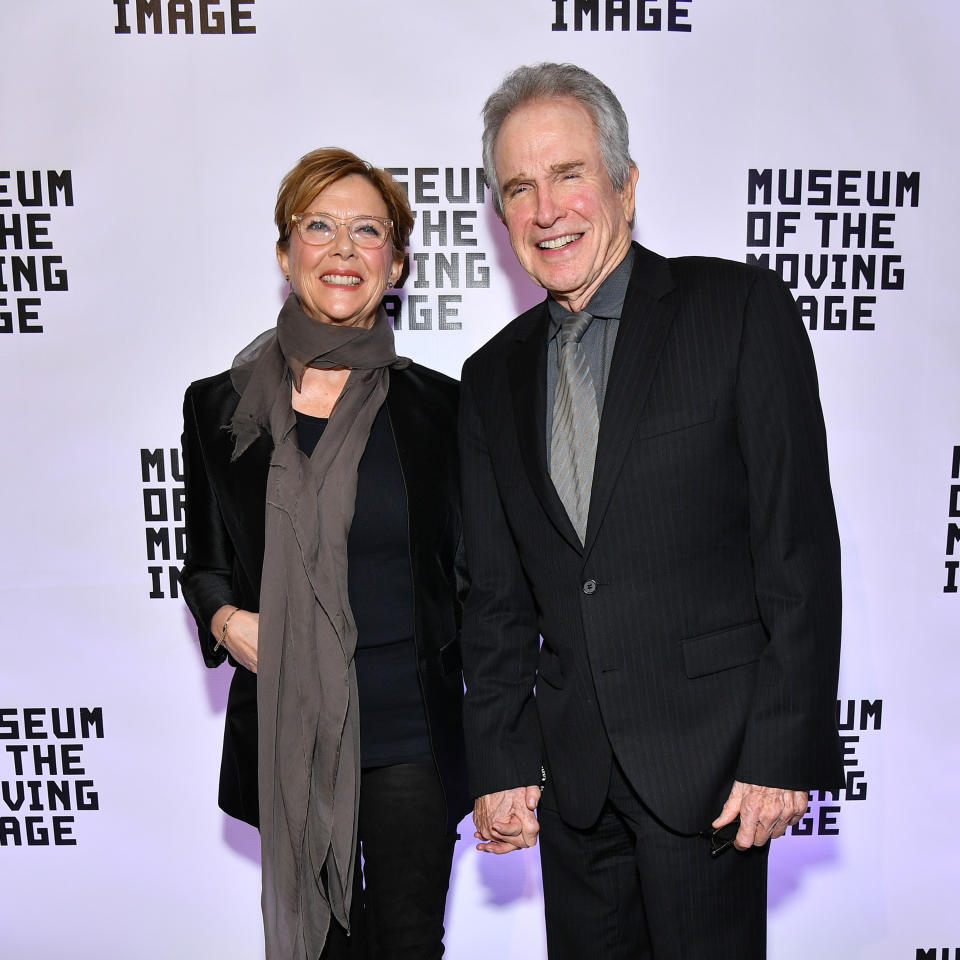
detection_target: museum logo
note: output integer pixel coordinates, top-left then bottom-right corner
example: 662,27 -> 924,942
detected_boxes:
0,169 -> 72,335
746,168 -> 919,331
789,698 -> 881,837
551,0 -> 692,32
114,0 -> 256,34
141,446 -> 185,599
383,166 -> 491,332
945,445 -> 959,593
0,707 -> 103,846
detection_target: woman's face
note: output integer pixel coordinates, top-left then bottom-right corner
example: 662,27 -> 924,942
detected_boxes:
277,173 -> 402,328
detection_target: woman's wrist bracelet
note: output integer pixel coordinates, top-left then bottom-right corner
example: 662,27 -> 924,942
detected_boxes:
214,608 -> 239,652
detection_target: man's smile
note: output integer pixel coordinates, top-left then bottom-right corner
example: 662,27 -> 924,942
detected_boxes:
537,233 -> 584,250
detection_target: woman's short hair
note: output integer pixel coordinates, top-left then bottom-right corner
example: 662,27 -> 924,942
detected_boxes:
274,147 -> 413,254
481,62 -> 634,217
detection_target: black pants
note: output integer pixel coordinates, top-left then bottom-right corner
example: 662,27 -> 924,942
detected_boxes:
322,761 -> 455,960
538,760 -> 769,959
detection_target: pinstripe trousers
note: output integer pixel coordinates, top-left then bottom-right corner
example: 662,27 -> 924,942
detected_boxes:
538,758 -> 768,959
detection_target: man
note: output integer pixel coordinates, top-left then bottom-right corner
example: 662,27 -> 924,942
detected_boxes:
458,63 -> 843,958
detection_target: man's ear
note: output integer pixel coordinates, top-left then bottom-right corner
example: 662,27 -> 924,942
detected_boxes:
622,162 -> 640,224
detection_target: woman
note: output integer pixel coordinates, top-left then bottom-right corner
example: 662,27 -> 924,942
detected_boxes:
180,148 -> 469,959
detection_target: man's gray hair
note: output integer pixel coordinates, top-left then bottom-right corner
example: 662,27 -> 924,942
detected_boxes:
482,62 -> 633,217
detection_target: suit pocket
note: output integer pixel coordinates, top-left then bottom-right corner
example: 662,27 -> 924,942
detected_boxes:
634,401 -> 717,442
681,620 -> 767,679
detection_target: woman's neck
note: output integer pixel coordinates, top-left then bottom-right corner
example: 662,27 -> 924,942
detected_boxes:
291,366 -> 351,418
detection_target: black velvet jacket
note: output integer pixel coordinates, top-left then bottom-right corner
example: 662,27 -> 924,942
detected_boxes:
180,362 -> 470,831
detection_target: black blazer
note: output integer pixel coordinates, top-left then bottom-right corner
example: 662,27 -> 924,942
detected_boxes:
181,362 -> 470,832
459,243 -> 844,833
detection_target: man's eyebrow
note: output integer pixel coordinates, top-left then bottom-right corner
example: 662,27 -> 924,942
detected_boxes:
500,173 -> 525,196
549,160 -> 585,175
501,160 -> 585,197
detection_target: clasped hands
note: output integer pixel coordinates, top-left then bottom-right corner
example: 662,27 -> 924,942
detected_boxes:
473,786 -> 542,854
473,779 -> 808,855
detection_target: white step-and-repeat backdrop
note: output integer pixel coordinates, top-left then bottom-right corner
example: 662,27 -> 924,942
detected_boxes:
1,2 -> 957,957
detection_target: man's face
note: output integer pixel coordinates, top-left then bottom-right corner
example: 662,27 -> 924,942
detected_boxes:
493,96 -> 638,312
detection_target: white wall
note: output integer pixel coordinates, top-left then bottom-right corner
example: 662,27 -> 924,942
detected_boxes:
1,2 -> 957,957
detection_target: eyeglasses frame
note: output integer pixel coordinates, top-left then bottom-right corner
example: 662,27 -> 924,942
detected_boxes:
289,212 -> 395,249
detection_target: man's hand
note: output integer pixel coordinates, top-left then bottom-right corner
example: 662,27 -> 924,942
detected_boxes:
473,786 -> 541,854
713,780 -> 808,849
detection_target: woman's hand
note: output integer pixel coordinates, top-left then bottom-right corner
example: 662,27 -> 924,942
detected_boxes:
211,606 -> 260,674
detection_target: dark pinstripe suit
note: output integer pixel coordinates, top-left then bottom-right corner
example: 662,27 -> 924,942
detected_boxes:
459,242 -> 843,956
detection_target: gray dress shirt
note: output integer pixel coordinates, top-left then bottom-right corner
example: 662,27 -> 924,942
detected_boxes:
545,247 -> 634,447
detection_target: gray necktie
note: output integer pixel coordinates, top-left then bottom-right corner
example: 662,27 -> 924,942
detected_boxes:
550,311 -> 598,544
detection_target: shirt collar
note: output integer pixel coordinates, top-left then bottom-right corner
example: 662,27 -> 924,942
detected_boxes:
547,246 -> 634,337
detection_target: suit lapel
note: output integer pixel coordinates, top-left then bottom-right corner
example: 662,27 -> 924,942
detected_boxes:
198,377 -> 273,595
507,304 -> 584,554
226,432 -> 272,590
583,246 -> 676,558
384,371 -> 432,539
385,373 -> 417,489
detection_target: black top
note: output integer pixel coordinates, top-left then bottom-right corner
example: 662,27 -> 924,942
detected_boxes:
295,403 -> 431,769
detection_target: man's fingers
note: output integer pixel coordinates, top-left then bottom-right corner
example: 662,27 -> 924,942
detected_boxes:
519,820 -> 540,847
734,818 -> 756,850
491,816 -> 523,838
742,803 -> 778,848
491,814 -> 539,847
711,784 -> 744,829
475,826 -> 534,854
476,838 -> 522,855
716,783 -> 812,849
741,787 -> 810,847
712,800 -> 739,830
733,789 -> 763,848
474,830 -> 516,851
768,817 -> 787,840
786,790 -> 809,822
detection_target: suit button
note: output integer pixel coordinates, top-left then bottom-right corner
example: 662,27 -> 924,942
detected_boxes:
582,579 -> 597,595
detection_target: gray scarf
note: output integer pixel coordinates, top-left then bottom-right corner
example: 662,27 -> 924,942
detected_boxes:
229,293 -> 409,958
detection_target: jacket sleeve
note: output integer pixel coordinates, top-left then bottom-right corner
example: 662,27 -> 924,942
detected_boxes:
734,269 -> 844,790
458,371 -> 544,799
180,384 -> 237,668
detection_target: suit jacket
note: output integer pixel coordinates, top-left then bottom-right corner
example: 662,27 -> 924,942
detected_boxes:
180,362 -> 470,832
459,243 -> 844,833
